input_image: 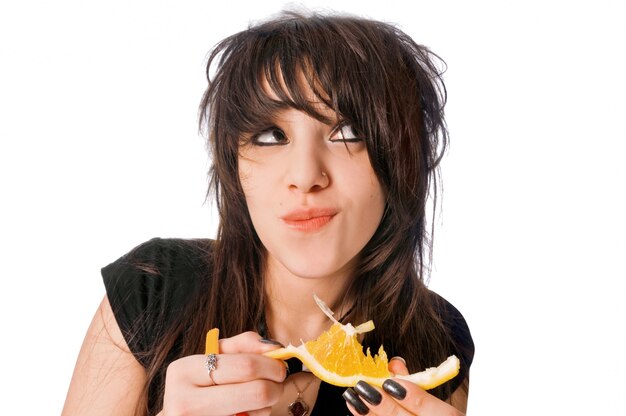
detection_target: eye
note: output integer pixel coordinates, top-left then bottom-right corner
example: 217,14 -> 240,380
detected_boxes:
252,128 -> 289,146
329,123 -> 363,143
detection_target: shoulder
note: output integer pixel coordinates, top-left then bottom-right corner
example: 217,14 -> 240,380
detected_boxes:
102,237 -> 213,292
101,238 -> 214,361
427,290 -> 475,375
102,237 -> 213,277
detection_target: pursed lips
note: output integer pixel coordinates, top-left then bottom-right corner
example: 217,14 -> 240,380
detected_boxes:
280,208 -> 338,232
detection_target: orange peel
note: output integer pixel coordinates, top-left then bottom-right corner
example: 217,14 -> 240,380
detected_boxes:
205,328 -> 220,354
263,295 -> 460,389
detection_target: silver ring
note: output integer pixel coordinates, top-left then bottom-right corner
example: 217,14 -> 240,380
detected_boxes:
204,353 -> 218,383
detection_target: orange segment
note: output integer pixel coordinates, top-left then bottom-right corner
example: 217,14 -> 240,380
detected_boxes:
264,295 -> 460,389
304,323 -> 388,377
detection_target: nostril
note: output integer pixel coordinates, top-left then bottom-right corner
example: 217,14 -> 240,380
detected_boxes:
288,170 -> 330,192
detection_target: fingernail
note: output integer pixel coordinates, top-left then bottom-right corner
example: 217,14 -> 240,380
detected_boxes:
354,381 -> 382,405
284,357 -> 303,376
283,361 -> 290,380
389,356 -> 406,366
382,379 -> 407,400
259,338 -> 285,347
343,388 -> 369,415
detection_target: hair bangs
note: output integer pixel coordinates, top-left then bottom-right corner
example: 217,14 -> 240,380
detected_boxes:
204,13 -> 395,148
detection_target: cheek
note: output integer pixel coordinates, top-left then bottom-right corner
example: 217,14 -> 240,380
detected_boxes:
369,173 -> 386,203
238,158 -> 259,199
238,159 -> 273,230
367,185 -> 386,230
367,175 -> 387,229
364,166 -> 386,206
348,172 -> 386,239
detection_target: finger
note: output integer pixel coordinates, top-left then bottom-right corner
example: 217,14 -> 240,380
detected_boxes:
350,382 -> 413,416
209,354 -> 287,385
382,378 -> 463,415
200,380 -> 283,414
343,389 -> 374,416
167,379 -> 282,416
345,401 -> 360,416
388,356 -> 409,375
219,331 -> 284,354
166,353 -> 287,387
246,407 -> 272,416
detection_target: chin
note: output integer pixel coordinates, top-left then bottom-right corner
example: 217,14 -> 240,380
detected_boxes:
275,251 -> 354,281
290,266 -> 338,280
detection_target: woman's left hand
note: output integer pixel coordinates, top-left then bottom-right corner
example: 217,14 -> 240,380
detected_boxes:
343,358 -> 464,416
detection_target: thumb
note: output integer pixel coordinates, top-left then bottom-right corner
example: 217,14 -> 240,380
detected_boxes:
388,356 -> 409,376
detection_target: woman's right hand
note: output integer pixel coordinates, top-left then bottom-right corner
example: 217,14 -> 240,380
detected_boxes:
160,331 -> 287,416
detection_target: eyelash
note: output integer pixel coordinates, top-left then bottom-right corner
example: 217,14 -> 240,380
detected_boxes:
329,123 -> 363,143
251,123 -> 363,146
251,128 -> 289,146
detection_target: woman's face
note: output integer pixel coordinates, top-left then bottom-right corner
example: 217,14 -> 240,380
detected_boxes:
238,104 -> 386,281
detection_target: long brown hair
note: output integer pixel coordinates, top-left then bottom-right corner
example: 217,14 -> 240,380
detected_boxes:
137,10 -> 469,414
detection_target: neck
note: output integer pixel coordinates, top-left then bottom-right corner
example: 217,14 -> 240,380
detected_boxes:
263,256 -> 354,346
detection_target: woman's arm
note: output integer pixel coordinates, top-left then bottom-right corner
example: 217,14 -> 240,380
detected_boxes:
449,377 -> 469,413
63,295 -> 288,415
62,295 -> 147,415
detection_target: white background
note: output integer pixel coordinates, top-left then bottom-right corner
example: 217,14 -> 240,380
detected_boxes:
1,0 -> 625,414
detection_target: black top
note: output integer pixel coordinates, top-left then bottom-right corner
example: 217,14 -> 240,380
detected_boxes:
103,238 -> 474,415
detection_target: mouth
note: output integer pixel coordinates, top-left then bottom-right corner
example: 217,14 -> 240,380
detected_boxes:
281,208 -> 338,232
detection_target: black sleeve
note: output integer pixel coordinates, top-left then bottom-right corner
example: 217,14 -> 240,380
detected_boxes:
430,291 -> 475,392
101,238 -> 209,366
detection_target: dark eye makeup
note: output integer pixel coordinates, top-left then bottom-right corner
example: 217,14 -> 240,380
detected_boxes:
329,123 -> 363,143
251,127 -> 289,146
249,122 -> 363,146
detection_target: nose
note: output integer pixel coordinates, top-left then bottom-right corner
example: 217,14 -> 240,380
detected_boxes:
285,141 -> 330,193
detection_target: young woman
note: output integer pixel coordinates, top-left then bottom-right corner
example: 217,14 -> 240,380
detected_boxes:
63,11 -> 474,416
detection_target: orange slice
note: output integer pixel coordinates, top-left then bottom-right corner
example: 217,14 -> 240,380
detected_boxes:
264,295 -> 460,389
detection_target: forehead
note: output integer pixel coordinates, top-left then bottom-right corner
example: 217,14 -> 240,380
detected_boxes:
259,64 -> 337,124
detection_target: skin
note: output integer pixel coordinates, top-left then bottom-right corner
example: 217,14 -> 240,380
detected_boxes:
62,297 -> 146,415
239,103 -> 387,346
62,97 -> 468,415
239,107 -> 385,283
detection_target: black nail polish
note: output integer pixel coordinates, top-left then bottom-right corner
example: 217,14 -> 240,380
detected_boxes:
354,381 -> 382,405
283,360 -> 291,380
286,357 -> 303,375
259,338 -> 285,347
382,379 -> 407,400
343,388 -> 369,415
